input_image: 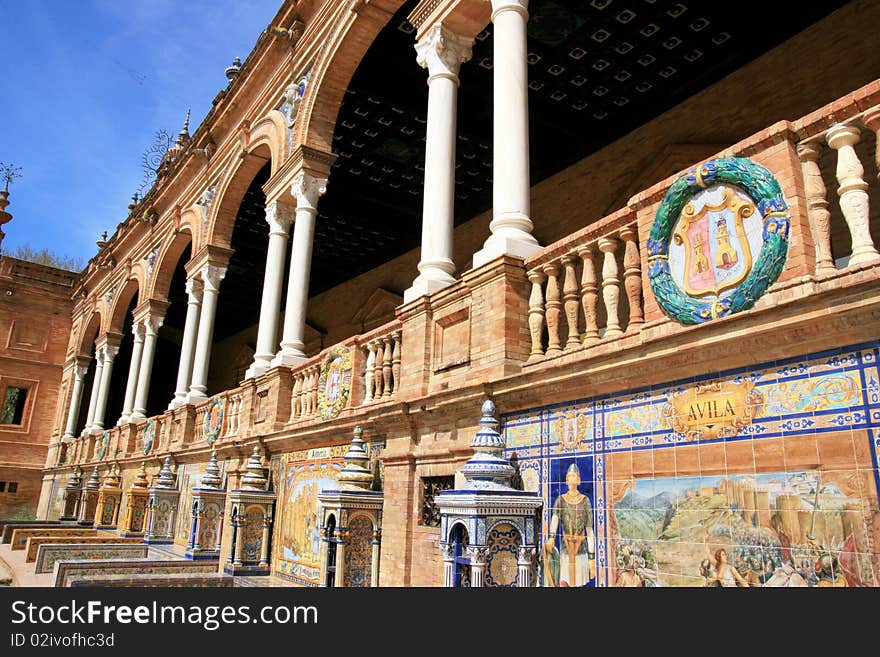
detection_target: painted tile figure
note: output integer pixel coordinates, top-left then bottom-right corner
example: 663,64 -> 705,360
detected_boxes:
543,462 -> 595,587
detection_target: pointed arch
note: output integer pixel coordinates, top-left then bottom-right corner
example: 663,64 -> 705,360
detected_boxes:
294,0 -> 406,154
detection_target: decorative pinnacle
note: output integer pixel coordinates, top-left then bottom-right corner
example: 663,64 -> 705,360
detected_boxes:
225,57 -> 242,81
65,467 -> 83,490
84,467 -> 101,490
339,426 -> 373,491
132,462 -> 149,489
240,446 -> 268,490
199,451 -> 223,490
96,231 -> 109,249
459,398 -> 515,490
101,463 -> 122,489
154,457 -> 177,488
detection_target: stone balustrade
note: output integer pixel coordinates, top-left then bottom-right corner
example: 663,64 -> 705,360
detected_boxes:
359,322 -> 402,405
794,90 -> 880,274
524,209 -> 644,362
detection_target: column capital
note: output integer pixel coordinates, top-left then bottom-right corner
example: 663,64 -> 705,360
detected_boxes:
130,321 -> 146,341
489,0 -> 528,20
185,277 -> 204,302
133,299 -> 170,326
199,264 -> 227,293
291,171 -> 328,211
415,24 -> 473,82
265,200 -> 296,235
73,358 -> 90,380
95,331 -> 123,353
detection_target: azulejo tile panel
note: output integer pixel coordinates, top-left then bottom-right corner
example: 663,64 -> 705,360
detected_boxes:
504,340 -> 880,587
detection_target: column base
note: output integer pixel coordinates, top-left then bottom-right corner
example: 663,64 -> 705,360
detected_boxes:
167,393 -> 188,411
185,389 -> 208,405
472,230 -> 540,269
849,248 -> 880,267
115,415 -> 131,427
244,356 -> 274,380
403,272 -> 457,304
270,349 -> 307,369
89,426 -> 106,436
128,411 -> 147,423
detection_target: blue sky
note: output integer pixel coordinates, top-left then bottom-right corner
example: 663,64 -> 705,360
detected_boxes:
0,0 -> 280,265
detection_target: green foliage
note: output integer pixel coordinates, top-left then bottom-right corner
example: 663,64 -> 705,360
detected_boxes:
4,243 -> 85,272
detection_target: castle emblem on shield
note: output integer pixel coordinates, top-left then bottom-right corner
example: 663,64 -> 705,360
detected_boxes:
674,187 -> 754,298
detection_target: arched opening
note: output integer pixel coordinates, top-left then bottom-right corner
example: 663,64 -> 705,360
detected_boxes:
324,513 -> 337,587
73,312 -> 102,436
208,162 -> 273,394
105,293 -> 137,425
449,523 -> 470,588
145,243 -> 192,416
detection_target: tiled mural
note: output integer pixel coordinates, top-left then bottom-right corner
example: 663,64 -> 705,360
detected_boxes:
272,445 -> 346,586
504,341 -> 880,587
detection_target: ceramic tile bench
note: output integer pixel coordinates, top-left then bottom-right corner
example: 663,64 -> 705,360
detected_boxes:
36,543 -> 150,574
27,536 -> 142,562
54,558 -> 219,587
67,573 -> 234,587
10,527 -> 99,550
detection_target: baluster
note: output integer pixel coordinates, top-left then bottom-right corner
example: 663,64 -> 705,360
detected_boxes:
543,262 -> 563,357
863,107 -> 880,182
526,270 -> 546,361
598,237 -> 623,338
826,123 -> 880,266
372,341 -> 384,401
292,373 -> 302,418
363,344 -> 376,404
382,337 -> 393,398
578,245 -> 600,345
299,371 -> 309,418
391,331 -> 402,396
311,366 -> 320,414
619,226 -> 644,330
796,142 -> 836,275
562,254 -> 581,350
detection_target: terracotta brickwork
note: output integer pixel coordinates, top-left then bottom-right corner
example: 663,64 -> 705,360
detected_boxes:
28,1 -> 880,588
0,258 -> 73,518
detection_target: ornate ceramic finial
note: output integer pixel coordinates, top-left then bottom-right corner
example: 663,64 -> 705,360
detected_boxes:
459,398 -> 515,490
0,164 -> 22,245
132,462 -> 149,489
155,456 -> 177,488
199,451 -> 223,490
338,426 -> 373,491
240,446 -> 268,490
84,466 -> 101,490
225,56 -> 242,81
65,467 -> 83,490
181,108 -> 191,136
101,463 -> 122,489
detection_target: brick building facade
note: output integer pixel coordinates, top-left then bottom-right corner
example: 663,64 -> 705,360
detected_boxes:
22,0 -> 880,587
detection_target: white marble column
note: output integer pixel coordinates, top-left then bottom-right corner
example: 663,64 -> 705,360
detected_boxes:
62,358 -> 90,441
130,313 -> 165,421
271,173 -> 326,367
472,0 -> 540,268
169,279 -> 203,408
82,346 -> 104,434
118,322 -> 145,424
90,337 -> 121,432
187,265 -> 226,402
404,24 -> 473,303
246,201 -> 294,378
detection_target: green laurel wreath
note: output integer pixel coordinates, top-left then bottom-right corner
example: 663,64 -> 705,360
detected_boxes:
647,157 -> 790,325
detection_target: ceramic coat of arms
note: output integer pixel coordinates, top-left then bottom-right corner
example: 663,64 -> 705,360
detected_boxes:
317,346 -> 353,420
647,158 -> 790,324
142,418 -> 156,455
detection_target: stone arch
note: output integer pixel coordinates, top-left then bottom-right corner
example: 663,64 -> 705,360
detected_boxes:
76,311 -> 102,357
178,208 -> 200,252
294,0 -> 406,154
206,142 -> 272,249
149,229 -> 194,302
107,279 -> 140,335
247,111 -> 287,172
